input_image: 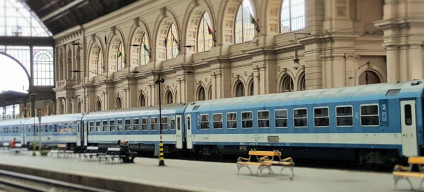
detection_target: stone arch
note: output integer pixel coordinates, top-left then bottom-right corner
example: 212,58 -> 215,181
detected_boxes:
138,91 -> 147,107
96,97 -> 102,111
116,97 -> 122,109
358,70 -> 381,85
184,0 -> 215,52
234,80 -> 245,97
154,8 -> 180,63
88,35 -> 105,78
107,27 -> 126,73
165,90 -> 173,104
279,74 -> 294,92
221,0 -> 256,45
129,19 -> 151,69
197,85 -> 206,101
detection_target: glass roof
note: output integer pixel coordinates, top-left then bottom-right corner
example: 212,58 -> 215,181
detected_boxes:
0,0 -> 51,37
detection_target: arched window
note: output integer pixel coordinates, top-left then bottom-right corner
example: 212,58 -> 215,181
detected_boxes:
298,72 -> 306,91
198,12 -> 213,52
116,97 -> 122,109
139,93 -> 146,107
359,70 -> 380,85
281,75 -> 294,92
198,86 -> 205,101
235,0 -> 255,43
97,100 -> 101,111
116,42 -> 125,70
166,91 -> 173,104
281,0 -> 305,33
248,80 -> 254,96
235,81 -> 245,97
140,34 -> 150,65
166,24 -> 179,59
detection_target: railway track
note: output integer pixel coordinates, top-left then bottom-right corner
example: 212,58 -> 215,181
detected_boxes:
0,170 -> 113,192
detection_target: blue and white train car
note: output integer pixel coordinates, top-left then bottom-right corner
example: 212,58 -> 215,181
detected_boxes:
35,114 -> 82,149
0,118 -> 27,145
81,104 -> 187,152
184,80 -> 424,163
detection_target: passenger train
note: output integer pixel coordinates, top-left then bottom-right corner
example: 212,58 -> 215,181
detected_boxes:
1,80 -> 423,164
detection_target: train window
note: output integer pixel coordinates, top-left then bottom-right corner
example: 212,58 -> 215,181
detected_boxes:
213,113 -> 223,129
294,108 -> 308,127
102,121 -> 108,131
405,105 -> 412,125
258,110 -> 269,128
60,124 -> 65,132
242,112 -> 253,128
200,114 -> 210,129
54,124 -> 58,132
89,121 -> 95,132
170,116 -> 176,130
96,121 -> 101,132
336,106 -> 353,126
314,107 -> 329,127
227,112 -> 237,129
117,119 -> 123,131
110,120 -> 116,131
275,109 -> 288,128
162,117 -> 168,130
125,119 -> 132,131
361,104 -> 379,126
151,117 -> 158,130
142,118 -> 148,131
133,118 -> 140,131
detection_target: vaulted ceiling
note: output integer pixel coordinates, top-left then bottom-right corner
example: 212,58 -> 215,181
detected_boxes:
24,0 -> 138,35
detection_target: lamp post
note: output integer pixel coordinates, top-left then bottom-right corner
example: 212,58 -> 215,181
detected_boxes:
155,73 -> 165,166
30,93 -> 36,156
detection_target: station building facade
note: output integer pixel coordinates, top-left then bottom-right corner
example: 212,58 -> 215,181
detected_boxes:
53,0 -> 424,114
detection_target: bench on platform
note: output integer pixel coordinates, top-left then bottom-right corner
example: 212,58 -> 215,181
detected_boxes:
2,143 -> 9,151
49,144 -> 68,158
393,156 -> 424,190
237,150 -> 295,178
80,146 -> 100,161
11,143 -> 22,154
99,147 -> 122,164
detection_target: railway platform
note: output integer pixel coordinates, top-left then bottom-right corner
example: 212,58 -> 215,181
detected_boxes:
0,151 -> 416,192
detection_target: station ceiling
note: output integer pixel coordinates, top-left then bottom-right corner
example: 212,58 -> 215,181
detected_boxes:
24,0 -> 138,35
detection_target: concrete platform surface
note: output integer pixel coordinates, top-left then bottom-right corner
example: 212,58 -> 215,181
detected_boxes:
0,151 -> 418,192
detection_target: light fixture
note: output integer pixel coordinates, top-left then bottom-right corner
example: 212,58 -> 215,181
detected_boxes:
293,49 -> 300,70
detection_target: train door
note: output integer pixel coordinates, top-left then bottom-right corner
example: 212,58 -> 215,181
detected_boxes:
186,114 -> 193,149
83,121 -> 88,146
176,115 -> 183,149
400,100 -> 418,156
77,121 -> 81,146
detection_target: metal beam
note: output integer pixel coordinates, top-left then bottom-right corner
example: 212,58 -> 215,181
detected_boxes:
41,0 -> 85,22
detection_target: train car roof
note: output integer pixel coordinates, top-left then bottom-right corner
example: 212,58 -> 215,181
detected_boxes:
39,113 -> 83,123
185,80 -> 424,113
83,103 -> 187,120
0,118 -> 27,126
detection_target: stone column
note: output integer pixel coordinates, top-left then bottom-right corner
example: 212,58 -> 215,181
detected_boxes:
386,46 -> 399,82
